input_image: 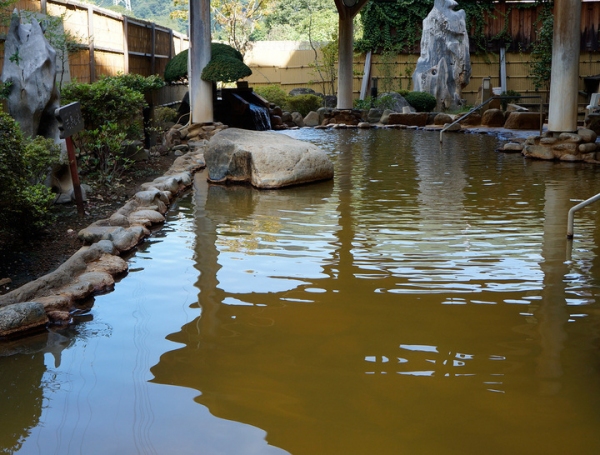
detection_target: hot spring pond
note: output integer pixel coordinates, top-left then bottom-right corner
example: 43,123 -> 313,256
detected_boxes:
2,128 -> 600,455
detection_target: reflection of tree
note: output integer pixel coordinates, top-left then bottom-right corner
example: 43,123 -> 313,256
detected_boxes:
0,352 -> 46,453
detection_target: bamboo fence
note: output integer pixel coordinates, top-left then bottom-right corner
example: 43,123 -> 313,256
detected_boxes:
0,0 -> 189,86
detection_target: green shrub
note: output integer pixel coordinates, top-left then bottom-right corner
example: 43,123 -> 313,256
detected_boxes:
286,94 -> 323,116
164,49 -> 188,83
253,85 -> 288,109
76,122 -> 131,185
404,91 -> 437,112
164,43 -> 249,83
0,111 -> 60,236
61,75 -> 147,138
201,54 -> 252,83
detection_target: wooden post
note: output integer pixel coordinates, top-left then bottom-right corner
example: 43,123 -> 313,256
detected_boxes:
55,103 -> 86,217
151,23 -> 156,75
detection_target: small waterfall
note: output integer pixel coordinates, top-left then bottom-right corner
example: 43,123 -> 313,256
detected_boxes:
248,103 -> 272,131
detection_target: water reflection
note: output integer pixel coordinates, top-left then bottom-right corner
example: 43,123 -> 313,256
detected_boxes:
4,129 -> 600,454
150,130 -> 600,454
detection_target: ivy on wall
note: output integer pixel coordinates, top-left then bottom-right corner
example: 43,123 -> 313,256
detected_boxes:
355,0 -> 542,54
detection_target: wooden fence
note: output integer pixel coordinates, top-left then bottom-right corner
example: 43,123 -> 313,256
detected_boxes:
0,0 -> 189,90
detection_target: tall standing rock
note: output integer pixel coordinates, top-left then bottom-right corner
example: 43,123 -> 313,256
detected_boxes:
1,11 -> 61,140
412,0 -> 471,111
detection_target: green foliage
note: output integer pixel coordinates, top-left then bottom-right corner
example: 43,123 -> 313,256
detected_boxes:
404,91 -> 437,112
75,123 -> 131,185
61,74 -> 150,138
154,106 -> 179,126
309,35 -> 337,96
87,0 -> 187,33
23,136 -> 63,185
379,48 -> 402,92
165,43 -> 250,83
61,74 -> 161,186
354,92 -> 408,111
529,1 -> 553,92
356,0 -> 497,53
253,85 -> 289,108
260,0 -> 337,42
500,90 -> 522,110
286,94 -> 322,116
0,111 -> 59,235
164,49 -> 188,83
201,55 -> 252,83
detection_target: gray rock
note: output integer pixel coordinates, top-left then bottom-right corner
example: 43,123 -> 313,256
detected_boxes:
412,0 -> 471,111
444,122 -> 461,132
558,133 -> 582,144
291,112 -> 305,127
503,142 -> 524,152
380,109 -> 395,125
303,111 -> 320,127
578,128 -> 597,143
387,113 -> 429,127
579,142 -> 598,153
2,12 -> 60,140
378,92 -> 411,113
0,302 -> 48,337
481,109 -> 505,127
523,145 -> 555,160
434,113 -> 453,125
206,128 -> 334,189
504,112 -> 543,130
317,107 -> 332,125
367,108 -> 383,123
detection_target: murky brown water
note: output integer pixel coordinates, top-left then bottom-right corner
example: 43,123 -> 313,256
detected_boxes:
2,128 -> 600,455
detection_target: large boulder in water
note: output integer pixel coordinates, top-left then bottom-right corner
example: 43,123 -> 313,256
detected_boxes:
206,128 -> 334,188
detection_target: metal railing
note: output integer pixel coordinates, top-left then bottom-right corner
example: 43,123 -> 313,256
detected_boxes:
439,95 -> 544,143
567,192 -> 600,239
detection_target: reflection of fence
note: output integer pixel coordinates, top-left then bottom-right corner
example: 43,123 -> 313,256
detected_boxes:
0,0 -> 189,84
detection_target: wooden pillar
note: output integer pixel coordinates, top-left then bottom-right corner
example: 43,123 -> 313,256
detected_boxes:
548,0 -> 582,133
151,23 -> 156,75
337,14 -> 354,110
189,0 -> 213,124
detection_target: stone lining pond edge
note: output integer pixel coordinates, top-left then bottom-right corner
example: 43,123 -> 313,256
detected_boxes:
0,146 -> 207,339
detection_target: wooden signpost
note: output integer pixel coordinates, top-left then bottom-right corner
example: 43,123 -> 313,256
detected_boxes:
55,102 -> 85,217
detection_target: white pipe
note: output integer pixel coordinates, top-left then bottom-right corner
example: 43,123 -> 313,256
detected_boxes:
567,192 -> 600,238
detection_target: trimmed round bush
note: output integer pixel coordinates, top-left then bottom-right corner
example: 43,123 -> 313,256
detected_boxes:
165,43 -> 250,83
201,55 -> 252,83
404,91 -> 437,112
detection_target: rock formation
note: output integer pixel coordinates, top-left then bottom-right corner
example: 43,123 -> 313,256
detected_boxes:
205,128 -> 334,188
1,11 -> 61,140
412,0 -> 471,111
